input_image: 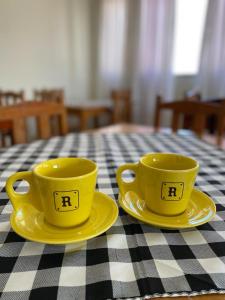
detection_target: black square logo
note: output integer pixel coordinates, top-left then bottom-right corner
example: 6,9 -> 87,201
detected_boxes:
54,190 -> 79,212
161,182 -> 184,201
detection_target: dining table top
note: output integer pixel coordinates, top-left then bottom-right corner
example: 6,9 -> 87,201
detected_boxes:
0,125 -> 225,300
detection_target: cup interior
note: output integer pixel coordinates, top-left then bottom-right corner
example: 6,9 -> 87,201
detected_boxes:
141,153 -> 198,171
34,158 -> 97,179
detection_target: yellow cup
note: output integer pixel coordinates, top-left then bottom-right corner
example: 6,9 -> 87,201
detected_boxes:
6,157 -> 98,227
116,153 -> 199,216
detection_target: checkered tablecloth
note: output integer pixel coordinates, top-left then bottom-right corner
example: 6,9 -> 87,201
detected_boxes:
1,132 -> 225,300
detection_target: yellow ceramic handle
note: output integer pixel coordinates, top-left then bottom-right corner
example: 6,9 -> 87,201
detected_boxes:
6,171 -> 34,211
116,163 -> 138,195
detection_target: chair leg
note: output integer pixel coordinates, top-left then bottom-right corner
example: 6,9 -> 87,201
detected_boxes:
1,133 -> 7,147
171,112 -> 179,133
217,116 -> 224,147
154,95 -> 162,132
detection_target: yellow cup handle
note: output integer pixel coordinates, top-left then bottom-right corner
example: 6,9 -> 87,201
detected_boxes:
6,171 -> 40,211
116,163 -> 138,196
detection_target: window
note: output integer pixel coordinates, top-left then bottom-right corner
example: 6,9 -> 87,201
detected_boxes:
172,0 -> 208,75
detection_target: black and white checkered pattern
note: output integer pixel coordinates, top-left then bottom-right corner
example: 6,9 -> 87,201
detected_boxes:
0,132 -> 225,300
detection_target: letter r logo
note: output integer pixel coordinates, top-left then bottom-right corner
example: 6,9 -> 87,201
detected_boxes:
61,196 -> 72,207
168,187 -> 177,197
161,182 -> 184,201
54,190 -> 79,212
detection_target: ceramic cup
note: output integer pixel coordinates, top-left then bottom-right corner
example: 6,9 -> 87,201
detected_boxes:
6,157 -> 98,227
116,153 -> 199,216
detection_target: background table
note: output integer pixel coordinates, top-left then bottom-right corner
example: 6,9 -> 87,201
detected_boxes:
67,101 -> 112,131
0,132 -> 225,299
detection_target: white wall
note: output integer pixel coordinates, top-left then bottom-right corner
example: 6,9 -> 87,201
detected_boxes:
0,0 -> 72,99
0,1 -> 195,108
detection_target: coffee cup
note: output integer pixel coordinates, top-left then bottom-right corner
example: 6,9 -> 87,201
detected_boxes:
6,157 -> 98,227
116,153 -> 199,216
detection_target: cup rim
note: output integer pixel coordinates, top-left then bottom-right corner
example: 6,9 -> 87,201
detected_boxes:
33,157 -> 98,180
140,152 -> 199,172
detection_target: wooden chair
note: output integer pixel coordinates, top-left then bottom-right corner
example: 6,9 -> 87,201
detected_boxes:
0,90 -> 25,147
183,93 -> 225,135
184,90 -> 201,101
110,90 -> 132,123
33,89 -> 64,104
33,89 -> 65,135
153,95 -> 223,141
155,93 -> 202,131
154,94 -> 204,133
0,90 -> 25,106
183,92 -> 202,129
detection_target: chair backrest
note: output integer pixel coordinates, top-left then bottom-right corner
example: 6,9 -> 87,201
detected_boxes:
0,90 -> 25,106
110,90 -> 132,123
183,93 -> 202,129
33,89 -> 64,104
154,94 -> 222,135
154,94 -> 204,131
154,94 -> 225,147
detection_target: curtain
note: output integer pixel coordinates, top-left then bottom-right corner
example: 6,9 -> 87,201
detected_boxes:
69,0 -> 175,124
95,0 -> 128,97
197,0 -> 225,98
131,0 -> 175,123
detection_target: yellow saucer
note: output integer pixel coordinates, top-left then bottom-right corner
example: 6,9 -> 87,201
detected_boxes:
119,188 -> 216,229
10,191 -> 118,244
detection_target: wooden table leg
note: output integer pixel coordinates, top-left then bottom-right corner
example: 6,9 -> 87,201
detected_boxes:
193,114 -> 206,138
112,101 -> 121,124
79,111 -> 89,131
93,115 -> 99,128
12,118 -> 26,144
217,115 -> 224,147
37,115 -> 51,139
154,96 -> 161,132
126,99 -> 132,123
107,109 -> 113,125
59,111 -> 68,135
154,107 -> 161,132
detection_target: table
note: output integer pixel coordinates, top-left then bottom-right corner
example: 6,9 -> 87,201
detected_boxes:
0,130 -> 225,299
89,123 -> 156,133
67,100 -> 112,131
0,101 -> 68,144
